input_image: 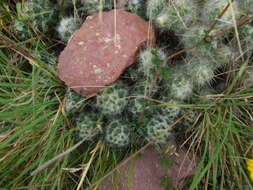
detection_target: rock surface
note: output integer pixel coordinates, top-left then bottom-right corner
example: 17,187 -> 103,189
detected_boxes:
98,143 -> 197,190
57,10 -> 155,97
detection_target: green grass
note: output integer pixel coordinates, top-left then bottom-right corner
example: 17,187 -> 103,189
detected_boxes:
0,0 -> 253,189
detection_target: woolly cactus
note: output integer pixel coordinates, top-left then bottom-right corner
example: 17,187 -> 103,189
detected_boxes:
239,24 -> 253,52
146,0 -> 167,19
202,0 -> 239,29
238,0 -> 253,14
128,97 -> 147,116
96,81 -> 129,115
186,56 -> 215,87
181,25 -> 217,49
104,120 -> 131,148
15,0 -> 57,34
138,47 -> 167,77
127,0 -> 146,18
65,88 -> 86,114
159,99 -> 181,123
212,45 -> 232,67
57,17 -> 82,42
75,113 -> 101,141
243,67 -> 253,87
150,0 -> 198,31
145,114 -> 172,145
169,72 -> 193,101
80,0 -> 113,15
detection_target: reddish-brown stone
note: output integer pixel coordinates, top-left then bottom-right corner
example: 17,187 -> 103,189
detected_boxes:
57,10 -> 155,97
98,142 -> 197,190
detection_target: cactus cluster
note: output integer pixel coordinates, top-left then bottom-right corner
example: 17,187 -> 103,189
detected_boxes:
55,0 -> 253,149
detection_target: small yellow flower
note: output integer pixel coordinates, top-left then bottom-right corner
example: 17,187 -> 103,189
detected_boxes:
247,157 -> 253,180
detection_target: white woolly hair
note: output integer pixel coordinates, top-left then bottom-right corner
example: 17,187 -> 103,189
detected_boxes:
154,0 -> 198,31
57,17 -> 81,42
202,0 -> 239,28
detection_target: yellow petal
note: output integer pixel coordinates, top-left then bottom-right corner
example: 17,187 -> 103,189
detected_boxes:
250,172 -> 253,181
248,165 -> 253,172
247,159 -> 253,167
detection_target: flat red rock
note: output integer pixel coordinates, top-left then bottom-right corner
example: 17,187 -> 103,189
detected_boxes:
57,10 -> 155,97
98,142 -> 197,190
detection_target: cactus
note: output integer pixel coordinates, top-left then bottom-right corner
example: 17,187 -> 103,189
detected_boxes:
158,99 -> 181,123
15,0 -> 58,35
57,17 -> 82,42
202,0 -> 239,29
65,88 -> 86,114
169,71 -> 193,101
75,113 -> 101,141
146,0 -> 167,20
104,120 -> 131,148
127,0 -> 146,18
237,0 -> 253,15
128,96 -> 147,116
96,81 -> 129,115
138,47 -> 167,77
243,67 -> 253,87
80,0 -> 113,15
144,114 -> 173,145
181,25 -> 217,49
181,25 -> 232,69
150,0 -> 198,32
212,45 -> 232,68
186,56 -> 215,87
239,24 -> 253,52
